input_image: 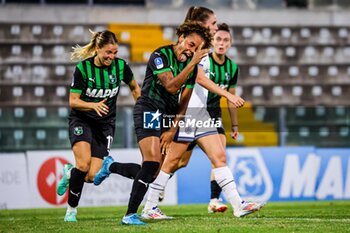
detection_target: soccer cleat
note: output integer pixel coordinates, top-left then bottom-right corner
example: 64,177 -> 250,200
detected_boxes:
57,163 -> 74,196
93,156 -> 113,186
141,206 -> 173,220
233,201 -> 265,217
121,213 -> 146,225
64,211 -> 77,222
207,198 -> 228,213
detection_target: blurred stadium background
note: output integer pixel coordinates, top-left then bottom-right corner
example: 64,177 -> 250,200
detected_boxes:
0,0 -> 349,210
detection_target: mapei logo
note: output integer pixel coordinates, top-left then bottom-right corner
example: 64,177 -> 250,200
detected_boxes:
143,110 -> 161,129
37,157 -> 70,205
227,148 -> 273,202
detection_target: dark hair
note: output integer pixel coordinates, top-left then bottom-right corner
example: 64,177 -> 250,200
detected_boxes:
71,30 -> 118,61
184,6 -> 214,24
217,23 -> 230,33
176,21 -> 212,49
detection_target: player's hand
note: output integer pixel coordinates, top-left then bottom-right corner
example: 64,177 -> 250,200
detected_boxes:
227,94 -> 245,108
93,99 -> 109,117
231,130 -> 239,140
190,42 -> 209,65
160,130 -> 176,155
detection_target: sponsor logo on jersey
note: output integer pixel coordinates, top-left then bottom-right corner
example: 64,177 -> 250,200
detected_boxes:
154,57 -> 164,69
85,87 -> 119,98
208,71 -> 215,78
143,110 -> 161,129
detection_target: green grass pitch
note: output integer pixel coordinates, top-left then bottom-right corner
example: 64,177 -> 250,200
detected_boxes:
1,201 -> 350,233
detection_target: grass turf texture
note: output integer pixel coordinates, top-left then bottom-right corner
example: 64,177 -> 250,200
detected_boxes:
1,201 -> 350,233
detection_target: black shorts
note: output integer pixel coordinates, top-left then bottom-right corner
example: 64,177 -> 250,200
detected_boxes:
134,97 -> 172,142
69,116 -> 115,159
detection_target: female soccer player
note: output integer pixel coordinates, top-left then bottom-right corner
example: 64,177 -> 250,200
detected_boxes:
141,8 -> 264,219
120,21 -> 213,225
56,30 -> 141,222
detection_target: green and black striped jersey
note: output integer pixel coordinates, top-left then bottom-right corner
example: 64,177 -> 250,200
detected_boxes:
207,53 -> 238,109
70,56 -> 134,123
141,45 -> 197,114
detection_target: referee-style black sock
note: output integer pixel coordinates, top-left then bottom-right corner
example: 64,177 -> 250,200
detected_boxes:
68,168 -> 87,208
109,162 -> 141,179
126,161 -> 160,215
210,180 -> 222,199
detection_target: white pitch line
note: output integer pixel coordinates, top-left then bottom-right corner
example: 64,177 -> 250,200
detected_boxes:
249,217 -> 350,223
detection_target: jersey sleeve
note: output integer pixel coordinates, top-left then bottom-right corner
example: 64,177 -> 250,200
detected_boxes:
228,66 -> 239,89
149,50 -> 171,75
122,61 -> 135,85
70,64 -> 84,94
198,55 -> 209,68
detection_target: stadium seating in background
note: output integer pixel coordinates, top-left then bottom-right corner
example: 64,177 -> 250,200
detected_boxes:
0,21 -> 349,150
220,100 -> 279,147
251,105 -> 350,147
108,23 -> 174,63
0,105 -> 131,151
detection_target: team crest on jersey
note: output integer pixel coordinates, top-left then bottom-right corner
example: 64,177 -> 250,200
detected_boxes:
225,72 -> 230,81
109,75 -> 117,84
74,126 -> 83,136
154,57 -> 164,69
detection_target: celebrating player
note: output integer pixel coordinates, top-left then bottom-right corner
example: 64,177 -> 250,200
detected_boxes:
120,21 -> 212,225
56,30 -> 141,222
141,7 -> 264,220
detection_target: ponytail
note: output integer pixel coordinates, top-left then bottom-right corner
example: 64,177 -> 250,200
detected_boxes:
71,29 -> 118,62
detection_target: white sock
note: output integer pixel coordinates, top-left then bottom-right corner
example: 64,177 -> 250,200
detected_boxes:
213,166 -> 242,211
66,205 -> 77,213
144,170 -> 171,210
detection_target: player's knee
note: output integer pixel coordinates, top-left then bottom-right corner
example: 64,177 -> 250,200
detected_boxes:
75,160 -> 90,172
211,152 -> 227,167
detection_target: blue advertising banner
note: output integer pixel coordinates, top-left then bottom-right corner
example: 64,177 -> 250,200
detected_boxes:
315,149 -> 350,200
177,147 -> 350,204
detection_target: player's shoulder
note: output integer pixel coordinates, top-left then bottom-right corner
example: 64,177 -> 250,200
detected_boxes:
114,57 -> 130,66
225,55 -> 237,65
153,45 -> 172,56
75,57 -> 93,73
199,54 -> 210,67
201,54 -> 210,62
77,56 -> 92,66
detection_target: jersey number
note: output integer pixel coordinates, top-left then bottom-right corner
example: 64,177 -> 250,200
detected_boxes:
106,135 -> 113,152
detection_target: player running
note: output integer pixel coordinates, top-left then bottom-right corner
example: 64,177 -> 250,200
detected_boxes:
56,30 -> 141,222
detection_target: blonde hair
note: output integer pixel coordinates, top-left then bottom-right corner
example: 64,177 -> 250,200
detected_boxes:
70,29 -> 118,62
